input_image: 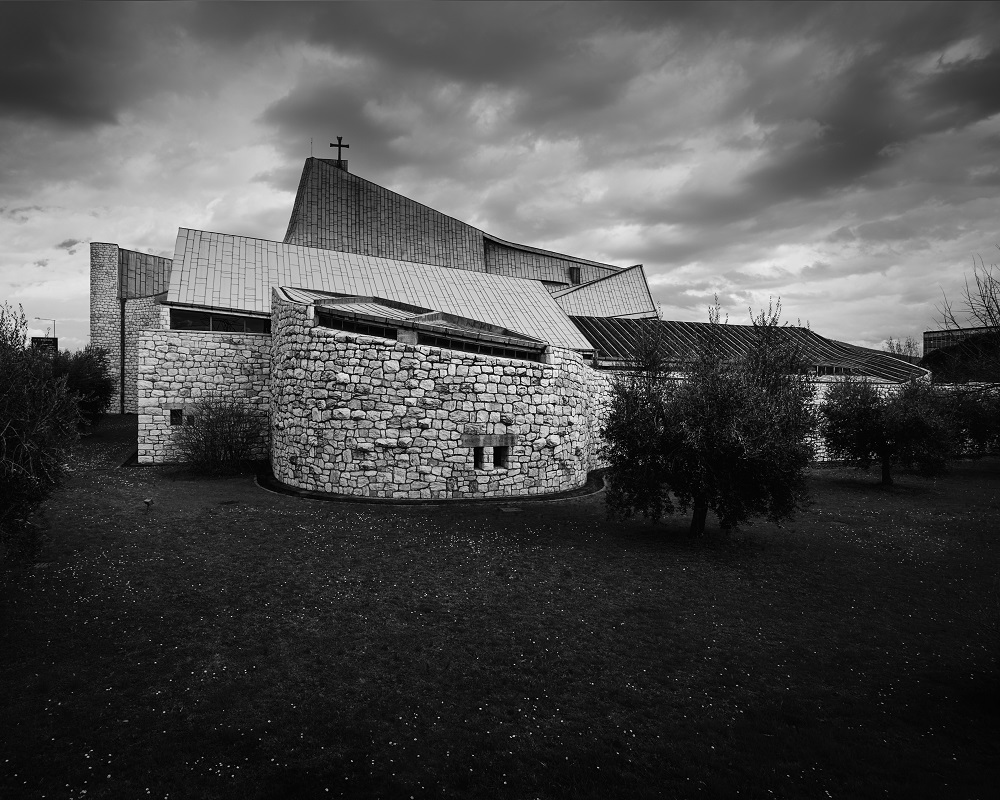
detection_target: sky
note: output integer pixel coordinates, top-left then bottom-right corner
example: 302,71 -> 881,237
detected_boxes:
2,1 -> 999,352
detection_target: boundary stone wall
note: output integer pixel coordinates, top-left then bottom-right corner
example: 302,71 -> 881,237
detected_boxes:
137,330 -> 272,464
270,294 -> 611,499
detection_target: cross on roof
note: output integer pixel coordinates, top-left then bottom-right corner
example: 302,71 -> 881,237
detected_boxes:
330,136 -> 349,159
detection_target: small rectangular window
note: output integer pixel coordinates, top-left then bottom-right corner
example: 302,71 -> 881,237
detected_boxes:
493,446 -> 509,469
170,409 -> 183,426
568,266 -> 581,285
473,447 -> 484,470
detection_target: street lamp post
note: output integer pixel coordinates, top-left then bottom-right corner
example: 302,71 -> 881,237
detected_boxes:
34,317 -> 56,337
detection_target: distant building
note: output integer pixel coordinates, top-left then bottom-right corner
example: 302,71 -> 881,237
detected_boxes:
91,157 -> 927,498
923,326 -> 995,355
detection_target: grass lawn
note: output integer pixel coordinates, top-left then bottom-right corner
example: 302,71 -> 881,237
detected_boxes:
2,416 -> 999,799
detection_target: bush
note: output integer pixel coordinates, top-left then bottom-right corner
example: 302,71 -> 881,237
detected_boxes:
1,304 -> 80,535
944,386 -> 1000,456
51,345 -> 115,428
173,395 -> 268,474
603,302 -> 816,535
820,378 -> 954,485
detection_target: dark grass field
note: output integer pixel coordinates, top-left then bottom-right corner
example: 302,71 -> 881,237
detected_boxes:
2,416 -> 999,799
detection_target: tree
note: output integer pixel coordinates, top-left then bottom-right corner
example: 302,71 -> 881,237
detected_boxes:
603,302 -> 816,536
938,248 -> 1000,331
1,303 -> 80,535
934,248 -> 1000,381
51,346 -> 115,428
819,377 -> 954,485
883,335 -> 920,359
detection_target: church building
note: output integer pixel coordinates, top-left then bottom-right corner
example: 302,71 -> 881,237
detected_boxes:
90,153 -> 926,499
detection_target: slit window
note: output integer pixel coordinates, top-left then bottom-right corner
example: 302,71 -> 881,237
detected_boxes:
170,308 -> 271,334
169,409 -> 183,426
473,447 -> 484,470
493,446 -> 509,469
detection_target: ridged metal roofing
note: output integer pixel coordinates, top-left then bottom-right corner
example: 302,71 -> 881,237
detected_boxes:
550,264 -> 658,318
570,317 -> 928,382
167,228 -> 593,350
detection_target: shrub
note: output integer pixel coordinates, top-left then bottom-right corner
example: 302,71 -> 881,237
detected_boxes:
173,395 -> 268,474
603,302 -> 816,535
1,304 -> 80,535
51,345 -> 115,428
944,386 -> 1000,456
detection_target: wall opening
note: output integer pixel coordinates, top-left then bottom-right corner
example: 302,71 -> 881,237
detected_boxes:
169,409 -> 183,426
568,266 -> 581,285
473,447 -> 484,470
493,446 -> 509,469
170,308 -> 271,334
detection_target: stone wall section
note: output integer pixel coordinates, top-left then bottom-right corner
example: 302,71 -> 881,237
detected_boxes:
123,297 -> 164,414
137,331 -> 272,464
270,295 -> 602,499
90,242 -> 123,412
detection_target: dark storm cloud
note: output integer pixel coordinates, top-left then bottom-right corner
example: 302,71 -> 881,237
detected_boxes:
918,47 -> 1000,132
0,3 -> 185,127
56,238 -> 81,251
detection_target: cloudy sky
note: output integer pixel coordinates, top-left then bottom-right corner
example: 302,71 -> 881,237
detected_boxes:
2,1 -> 999,351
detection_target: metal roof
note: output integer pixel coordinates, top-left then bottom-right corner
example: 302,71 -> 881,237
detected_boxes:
274,288 -> 546,348
550,264 -> 658,318
166,228 -> 594,350
570,317 -> 928,382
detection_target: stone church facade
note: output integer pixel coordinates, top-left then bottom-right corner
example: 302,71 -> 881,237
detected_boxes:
90,157 -> 925,499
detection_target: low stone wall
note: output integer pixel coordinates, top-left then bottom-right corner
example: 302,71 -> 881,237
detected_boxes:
137,330 -> 272,464
270,295 -> 610,499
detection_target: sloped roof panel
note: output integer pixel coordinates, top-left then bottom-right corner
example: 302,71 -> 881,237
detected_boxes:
551,264 -> 657,318
167,228 -> 593,349
569,317 -> 928,382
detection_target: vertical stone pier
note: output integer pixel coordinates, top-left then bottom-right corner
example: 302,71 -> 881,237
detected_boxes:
90,242 -> 123,413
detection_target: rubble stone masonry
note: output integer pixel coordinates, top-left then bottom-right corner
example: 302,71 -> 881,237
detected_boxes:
270,294 -> 613,499
137,331 -> 272,464
89,243 -> 123,411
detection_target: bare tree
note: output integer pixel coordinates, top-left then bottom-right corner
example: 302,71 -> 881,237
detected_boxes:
883,336 -> 921,359
938,247 -> 1000,331
932,247 -> 1000,382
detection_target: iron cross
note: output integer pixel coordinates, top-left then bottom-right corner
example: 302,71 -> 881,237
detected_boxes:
330,136 -> 350,159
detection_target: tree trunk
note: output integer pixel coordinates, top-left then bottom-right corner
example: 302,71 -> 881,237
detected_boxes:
881,457 -> 893,486
690,498 -> 709,537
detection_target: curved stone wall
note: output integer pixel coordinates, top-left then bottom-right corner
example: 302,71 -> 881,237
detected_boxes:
270,294 -> 611,499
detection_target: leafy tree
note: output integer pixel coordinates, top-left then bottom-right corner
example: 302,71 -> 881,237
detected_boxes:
1,303 -> 80,535
51,346 -> 115,428
819,377 -> 954,485
942,385 -> 1000,456
603,302 -> 816,536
